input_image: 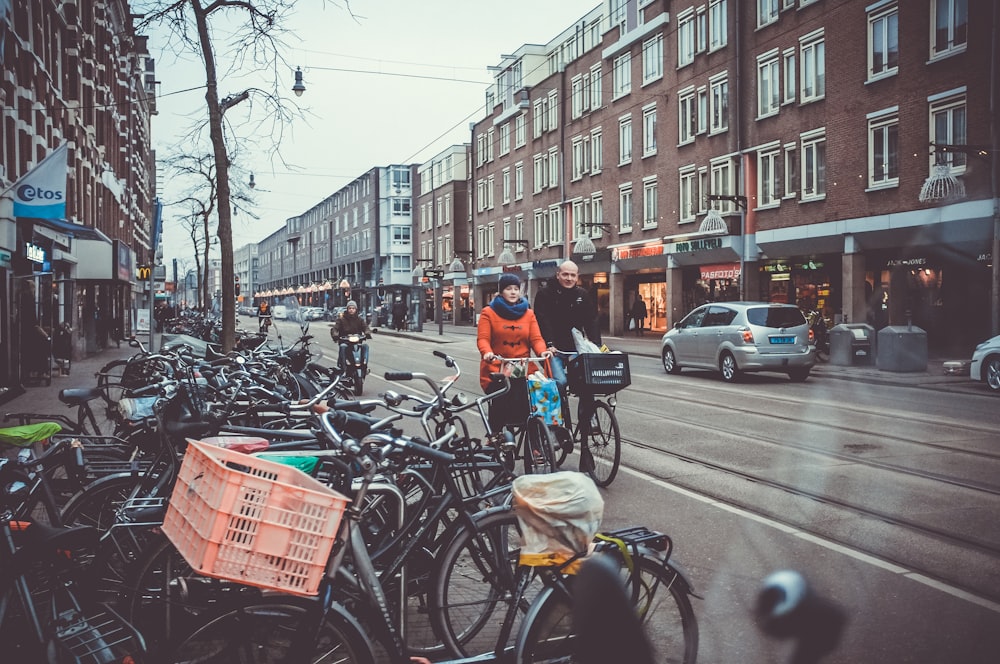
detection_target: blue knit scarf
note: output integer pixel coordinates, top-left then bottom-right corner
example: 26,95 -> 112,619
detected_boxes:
490,295 -> 528,320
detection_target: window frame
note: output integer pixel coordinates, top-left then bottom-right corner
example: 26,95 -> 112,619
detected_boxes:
619,114 -> 633,165
800,128 -> 827,202
642,33 -> 664,84
678,87 -> 696,145
867,2 -> 899,82
930,0 -> 968,60
679,167 -> 697,224
709,0 -> 728,51
799,29 -> 826,104
642,176 -> 658,229
868,108 -> 900,189
678,9 -> 695,68
619,183 -> 634,233
613,52 -> 632,99
757,50 -> 780,119
642,104 -> 657,157
928,90 -> 967,173
758,0 -> 779,28
709,72 -> 729,134
757,146 -> 781,208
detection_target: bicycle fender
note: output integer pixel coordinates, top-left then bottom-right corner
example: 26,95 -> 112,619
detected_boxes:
659,554 -> 702,600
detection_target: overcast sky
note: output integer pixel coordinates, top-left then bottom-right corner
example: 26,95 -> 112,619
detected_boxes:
150,0 -> 600,266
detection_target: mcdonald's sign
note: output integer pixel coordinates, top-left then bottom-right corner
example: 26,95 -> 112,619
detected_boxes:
137,265 -> 151,280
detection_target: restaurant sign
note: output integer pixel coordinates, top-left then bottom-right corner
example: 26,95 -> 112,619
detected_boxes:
613,244 -> 664,261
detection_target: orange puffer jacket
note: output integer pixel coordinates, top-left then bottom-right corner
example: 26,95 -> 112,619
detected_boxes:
476,306 -> 548,391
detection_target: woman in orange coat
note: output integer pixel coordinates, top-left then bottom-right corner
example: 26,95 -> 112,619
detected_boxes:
477,273 -> 551,392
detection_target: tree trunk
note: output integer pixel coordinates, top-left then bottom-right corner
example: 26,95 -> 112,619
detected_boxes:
192,0 -> 235,351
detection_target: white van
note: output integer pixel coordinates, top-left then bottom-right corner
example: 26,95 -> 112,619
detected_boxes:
271,305 -> 288,320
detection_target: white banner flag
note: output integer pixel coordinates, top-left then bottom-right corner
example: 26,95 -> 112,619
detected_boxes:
11,143 -> 68,219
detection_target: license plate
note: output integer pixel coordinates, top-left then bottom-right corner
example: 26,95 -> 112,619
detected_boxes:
770,336 -> 795,344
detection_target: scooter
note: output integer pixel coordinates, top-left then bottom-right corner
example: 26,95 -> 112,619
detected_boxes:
338,333 -> 370,396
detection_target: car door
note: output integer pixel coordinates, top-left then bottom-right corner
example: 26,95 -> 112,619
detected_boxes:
696,305 -> 737,364
671,306 -> 708,366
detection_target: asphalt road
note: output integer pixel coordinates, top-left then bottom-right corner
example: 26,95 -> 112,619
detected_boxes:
347,325 -> 1000,664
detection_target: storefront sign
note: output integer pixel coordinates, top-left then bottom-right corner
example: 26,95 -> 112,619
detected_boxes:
114,240 -> 134,282
0,249 -> 12,269
531,259 -> 558,270
670,237 -> 723,253
886,257 -> 927,267
613,244 -> 664,260
762,261 -> 791,274
700,263 -> 740,280
25,242 -> 47,264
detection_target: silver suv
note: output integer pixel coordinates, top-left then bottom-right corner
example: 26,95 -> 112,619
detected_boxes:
661,302 -> 816,382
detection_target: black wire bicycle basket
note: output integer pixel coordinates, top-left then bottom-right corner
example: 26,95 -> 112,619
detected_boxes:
567,353 -> 632,395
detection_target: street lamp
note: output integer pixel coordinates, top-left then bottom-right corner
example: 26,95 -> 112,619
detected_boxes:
705,194 -> 748,300
449,250 -> 474,274
292,67 -> 306,97
497,239 -> 530,266
573,222 -> 612,256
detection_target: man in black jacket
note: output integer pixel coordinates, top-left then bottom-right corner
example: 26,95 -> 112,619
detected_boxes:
534,260 -> 602,461
330,300 -> 372,370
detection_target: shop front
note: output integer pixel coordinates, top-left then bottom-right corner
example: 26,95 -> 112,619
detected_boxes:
758,255 -> 841,320
663,233 -> 746,327
611,243 -> 669,336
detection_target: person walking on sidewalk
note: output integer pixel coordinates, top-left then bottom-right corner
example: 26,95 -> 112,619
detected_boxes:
630,295 -> 648,336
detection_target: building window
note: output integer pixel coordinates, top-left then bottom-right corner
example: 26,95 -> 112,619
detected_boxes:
533,99 -> 546,138
929,90 -> 967,172
696,6 -> 708,54
758,147 -> 781,207
642,105 -> 657,157
591,128 -> 603,173
619,184 -> 633,233
486,175 -> 495,210
502,167 -> 511,203
515,162 -> 524,200
534,210 -> 547,246
679,88 -> 696,144
613,52 -> 632,99
547,90 -> 559,132
533,154 -> 545,193
783,143 -> 798,198
710,158 -> 735,211
619,115 -> 633,164
572,74 -> 585,119
757,50 -> 780,118
709,72 -> 729,134
697,87 -> 708,134
591,194 -> 604,235
800,29 -> 825,103
931,0 -> 968,59
782,49 -> 796,104
590,64 -> 603,110
548,205 -> 563,245
709,0 -> 728,51
547,148 -> 559,189
642,33 -> 663,83
486,128 -> 495,162
868,2 -> 899,81
499,123 -> 511,155
642,177 -> 658,228
572,137 -> 585,180
758,0 -> 779,28
868,110 -> 899,188
678,9 -> 695,67
801,129 -> 826,201
679,167 -> 697,223
515,113 -> 526,147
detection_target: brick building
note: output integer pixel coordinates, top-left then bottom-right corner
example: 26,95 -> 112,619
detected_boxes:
1,0 -> 156,397
469,0 -> 996,353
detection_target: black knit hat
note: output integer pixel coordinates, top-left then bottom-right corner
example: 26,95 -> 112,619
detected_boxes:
498,273 -> 521,292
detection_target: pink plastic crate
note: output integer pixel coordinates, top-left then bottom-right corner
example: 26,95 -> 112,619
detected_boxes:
162,439 -> 349,597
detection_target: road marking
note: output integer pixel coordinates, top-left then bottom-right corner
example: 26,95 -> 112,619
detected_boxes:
625,465 -> 1000,614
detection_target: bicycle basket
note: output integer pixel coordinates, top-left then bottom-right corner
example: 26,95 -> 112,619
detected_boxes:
513,471 -> 604,567
567,352 -> 631,395
162,439 -> 349,596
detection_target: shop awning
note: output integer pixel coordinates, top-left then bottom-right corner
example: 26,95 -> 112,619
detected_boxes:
24,217 -> 109,243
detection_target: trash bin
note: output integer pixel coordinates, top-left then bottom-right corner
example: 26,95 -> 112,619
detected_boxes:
828,324 -> 875,366
876,325 -> 927,372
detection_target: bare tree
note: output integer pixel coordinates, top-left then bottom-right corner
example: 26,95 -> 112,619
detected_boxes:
136,0 -> 318,350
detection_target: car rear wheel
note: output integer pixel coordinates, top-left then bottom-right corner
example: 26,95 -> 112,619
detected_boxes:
719,352 -> 742,383
662,347 -> 681,374
788,368 -> 810,382
985,355 -> 1000,392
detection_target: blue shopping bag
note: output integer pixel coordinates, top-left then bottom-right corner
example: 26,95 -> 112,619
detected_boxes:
527,371 -> 564,427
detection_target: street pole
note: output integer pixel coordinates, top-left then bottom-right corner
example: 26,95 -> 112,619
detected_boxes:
147,265 -> 155,351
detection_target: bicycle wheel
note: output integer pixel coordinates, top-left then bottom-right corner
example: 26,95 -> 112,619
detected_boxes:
168,596 -> 375,664
517,555 -> 698,664
550,425 -> 573,469
523,417 -> 555,475
583,401 -> 621,487
431,508 -> 541,658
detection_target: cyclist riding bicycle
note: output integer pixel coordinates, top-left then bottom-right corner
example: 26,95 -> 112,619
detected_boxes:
256,299 -> 272,333
534,260 -> 602,447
